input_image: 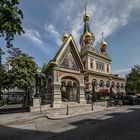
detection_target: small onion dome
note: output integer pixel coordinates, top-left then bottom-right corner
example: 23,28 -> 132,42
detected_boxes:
61,31 -> 69,42
83,13 -> 90,22
83,31 -> 92,39
99,40 -> 107,52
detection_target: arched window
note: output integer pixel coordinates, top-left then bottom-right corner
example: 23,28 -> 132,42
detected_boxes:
48,77 -> 52,87
121,83 -> 124,89
92,79 -> 97,86
116,82 -> 120,89
106,81 -> 110,88
99,80 -> 104,87
92,79 -> 97,92
90,59 -> 93,69
111,82 -> 115,88
107,64 -> 109,73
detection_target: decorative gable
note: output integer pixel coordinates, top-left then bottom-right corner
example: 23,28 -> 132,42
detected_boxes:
60,46 -> 79,70
52,35 -> 84,72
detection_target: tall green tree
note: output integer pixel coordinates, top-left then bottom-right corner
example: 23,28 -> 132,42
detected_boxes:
0,0 -> 24,48
126,65 -> 140,93
0,65 -> 4,91
8,54 -> 37,92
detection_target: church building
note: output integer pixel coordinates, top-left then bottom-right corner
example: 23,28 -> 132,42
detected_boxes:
42,5 -> 125,108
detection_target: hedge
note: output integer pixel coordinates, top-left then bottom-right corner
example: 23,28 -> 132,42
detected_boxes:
0,100 -> 6,107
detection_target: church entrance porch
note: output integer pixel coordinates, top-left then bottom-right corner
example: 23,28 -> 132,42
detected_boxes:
61,77 -> 79,102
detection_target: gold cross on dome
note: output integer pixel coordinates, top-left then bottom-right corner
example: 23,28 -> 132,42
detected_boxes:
84,0 -> 88,13
64,23 -> 67,32
102,32 -> 104,40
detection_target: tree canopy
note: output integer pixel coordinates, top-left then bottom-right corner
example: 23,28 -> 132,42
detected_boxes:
0,0 -> 24,48
0,65 -> 5,91
126,65 -> 140,93
8,54 -> 37,91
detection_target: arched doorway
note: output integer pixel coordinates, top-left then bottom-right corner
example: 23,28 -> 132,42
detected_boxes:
92,79 -> 97,92
110,81 -> 115,94
61,77 -> 79,102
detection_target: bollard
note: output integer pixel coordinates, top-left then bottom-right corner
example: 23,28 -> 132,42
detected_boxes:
107,102 -> 109,108
91,102 -> 94,111
66,105 -> 69,115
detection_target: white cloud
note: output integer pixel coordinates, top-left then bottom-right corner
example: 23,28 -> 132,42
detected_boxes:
44,24 -> 61,46
42,0 -> 140,51
53,0 -> 140,47
23,28 -> 51,54
24,29 -> 43,46
112,68 -> 131,76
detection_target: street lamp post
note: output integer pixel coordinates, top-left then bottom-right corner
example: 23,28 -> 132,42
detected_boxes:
91,81 -> 96,111
0,47 -> 5,99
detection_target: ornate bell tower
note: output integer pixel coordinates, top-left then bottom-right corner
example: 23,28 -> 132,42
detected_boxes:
80,3 -> 95,52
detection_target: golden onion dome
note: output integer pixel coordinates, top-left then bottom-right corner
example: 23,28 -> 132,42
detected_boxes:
61,31 -> 69,41
99,40 -> 107,53
83,31 -> 92,39
100,40 -> 107,48
99,32 -> 107,50
83,13 -> 90,22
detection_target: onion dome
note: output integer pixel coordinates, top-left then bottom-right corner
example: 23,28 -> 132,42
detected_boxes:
83,31 -> 92,39
99,33 -> 107,53
61,31 -> 69,42
61,24 -> 69,42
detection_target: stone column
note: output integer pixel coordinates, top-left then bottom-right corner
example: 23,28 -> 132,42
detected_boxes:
79,75 -> 86,104
52,70 -> 63,108
52,83 -> 63,108
93,59 -> 96,71
87,57 -> 90,70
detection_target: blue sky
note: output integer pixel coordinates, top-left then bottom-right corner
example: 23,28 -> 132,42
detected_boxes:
1,0 -> 140,76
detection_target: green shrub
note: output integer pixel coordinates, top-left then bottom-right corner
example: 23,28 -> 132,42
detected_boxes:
0,100 -> 6,107
96,92 -> 102,101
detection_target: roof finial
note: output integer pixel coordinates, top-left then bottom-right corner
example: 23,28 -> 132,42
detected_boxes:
61,23 -> 69,42
83,0 -> 90,22
64,23 -> 67,33
102,32 -> 104,41
84,1 -> 88,14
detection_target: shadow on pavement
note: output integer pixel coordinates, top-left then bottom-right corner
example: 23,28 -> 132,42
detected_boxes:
0,107 -> 140,140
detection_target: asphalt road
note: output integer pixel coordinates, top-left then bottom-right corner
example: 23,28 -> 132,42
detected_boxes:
0,105 -> 140,140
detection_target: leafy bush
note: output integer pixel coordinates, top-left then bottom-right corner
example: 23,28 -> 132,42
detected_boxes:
0,100 -> 6,107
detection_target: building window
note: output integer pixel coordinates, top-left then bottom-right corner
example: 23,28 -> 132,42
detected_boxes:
96,61 -> 104,72
111,82 -> 115,88
107,64 -> 109,73
83,61 -> 86,68
121,83 -> 124,89
101,63 -> 104,72
99,80 -> 104,87
106,81 -> 110,87
96,62 -> 98,70
90,59 -> 93,69
116,82 -> 120,89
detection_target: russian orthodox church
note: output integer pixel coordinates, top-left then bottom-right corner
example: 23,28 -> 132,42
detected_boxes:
42,5 -> 125,108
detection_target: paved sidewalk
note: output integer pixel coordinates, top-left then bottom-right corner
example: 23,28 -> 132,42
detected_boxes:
0,102 -> 115,124
46,102 -> 110,119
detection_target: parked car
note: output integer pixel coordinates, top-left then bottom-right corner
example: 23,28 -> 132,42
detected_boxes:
122,95 -> 139,105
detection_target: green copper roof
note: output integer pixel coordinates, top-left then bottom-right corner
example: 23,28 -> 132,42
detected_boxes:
83,22 -> 90,34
